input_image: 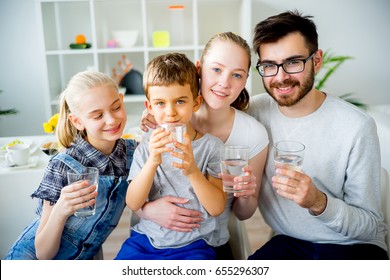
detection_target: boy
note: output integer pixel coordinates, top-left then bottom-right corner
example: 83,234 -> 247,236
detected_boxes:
115,53 -> 225,260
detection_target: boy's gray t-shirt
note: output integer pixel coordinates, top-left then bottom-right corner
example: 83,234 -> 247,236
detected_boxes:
128,133 -> 224,249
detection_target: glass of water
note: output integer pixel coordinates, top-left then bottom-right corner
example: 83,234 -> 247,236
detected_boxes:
220,145 -> 249,193
67,167 -> 99,218
273,140 -> 305,172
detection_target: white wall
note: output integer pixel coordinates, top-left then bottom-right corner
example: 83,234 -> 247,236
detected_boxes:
0,0 -> 47,137
1,0 -> 389,137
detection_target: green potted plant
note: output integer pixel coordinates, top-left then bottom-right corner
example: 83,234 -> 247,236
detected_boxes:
0,90 -> 18,117
315,50 -> 366,109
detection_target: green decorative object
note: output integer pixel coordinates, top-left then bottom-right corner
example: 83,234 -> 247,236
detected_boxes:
315,50 -> 366,109
0,90 -> 18,117
69,43 -> 92,49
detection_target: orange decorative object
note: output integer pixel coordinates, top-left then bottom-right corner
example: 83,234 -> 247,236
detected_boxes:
168,5 -> 185,10
75,34 -> 86,44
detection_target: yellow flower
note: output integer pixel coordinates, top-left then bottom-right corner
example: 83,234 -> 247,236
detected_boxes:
43,113 -> 59,134
48,113 -> 59,127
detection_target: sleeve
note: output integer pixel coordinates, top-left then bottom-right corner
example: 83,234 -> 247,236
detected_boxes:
231,109 -> 269,159
316,117 -> 384,240
206,137 -> 223,179
246,117 -> 269,159
125,139 -> 138,171
31,156 -> 70,204
127,140 -> 148,183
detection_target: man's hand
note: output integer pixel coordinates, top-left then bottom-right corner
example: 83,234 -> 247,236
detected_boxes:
272,168 -> 327,215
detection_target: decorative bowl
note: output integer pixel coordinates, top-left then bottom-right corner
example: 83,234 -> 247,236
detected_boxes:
112,30 -> 138,48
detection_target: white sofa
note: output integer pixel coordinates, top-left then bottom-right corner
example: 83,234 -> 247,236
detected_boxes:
0,169 -> 43,258
367,105 -> 390,174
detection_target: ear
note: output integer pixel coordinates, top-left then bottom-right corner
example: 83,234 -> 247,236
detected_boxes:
192,95 -> 203,113
68,113 -> 85,131
195,60 -> 201,76
313,49 -> 323,74
145,100 -> 154,115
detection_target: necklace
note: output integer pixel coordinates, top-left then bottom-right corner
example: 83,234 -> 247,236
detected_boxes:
192,130 -> 198,141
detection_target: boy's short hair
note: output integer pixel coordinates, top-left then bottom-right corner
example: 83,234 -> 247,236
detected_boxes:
143,53 -> 199,100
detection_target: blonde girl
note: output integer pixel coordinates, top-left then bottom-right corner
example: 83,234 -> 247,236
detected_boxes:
5,71 -> 136,259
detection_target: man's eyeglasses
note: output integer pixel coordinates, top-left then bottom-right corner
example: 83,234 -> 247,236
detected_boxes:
255,52 -> 315,77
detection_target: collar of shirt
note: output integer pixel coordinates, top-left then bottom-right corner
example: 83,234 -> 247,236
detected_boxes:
69,135 -> 127,177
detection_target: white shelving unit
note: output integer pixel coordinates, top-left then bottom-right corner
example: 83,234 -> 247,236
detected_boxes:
36,0 -> 260,117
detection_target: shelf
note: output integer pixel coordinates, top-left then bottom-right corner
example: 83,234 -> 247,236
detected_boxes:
37,0 -> 255,116
96,47 -> 145,54
46,49 -> 94,55
50,94 -> 145,106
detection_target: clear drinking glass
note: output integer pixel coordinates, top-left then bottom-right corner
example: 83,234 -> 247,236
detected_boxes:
160,123 -> 186,147
67,167 -> 99,217
220,145 -> 249,193
273,140 -> 305,172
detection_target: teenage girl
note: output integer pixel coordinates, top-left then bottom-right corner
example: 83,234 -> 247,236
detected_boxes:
139,32 -> 269,258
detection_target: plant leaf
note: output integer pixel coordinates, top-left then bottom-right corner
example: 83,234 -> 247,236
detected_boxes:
339,93 -> 367,109
0,108 -> 18,115
315,50 -> 353,90
315,50 -> 366,109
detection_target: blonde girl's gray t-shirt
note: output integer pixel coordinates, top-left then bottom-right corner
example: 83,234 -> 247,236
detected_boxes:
127,133 -> 223,249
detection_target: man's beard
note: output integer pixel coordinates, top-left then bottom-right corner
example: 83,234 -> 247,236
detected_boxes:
264,68 -> 315,107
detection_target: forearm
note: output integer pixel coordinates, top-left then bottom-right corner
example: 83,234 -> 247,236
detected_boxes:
316,124 -> 382,240
134,207 -> 146,219
232,195 -> 258,220
233,149 -> 265,219
35,207 -> 68,260
187,169 -> 225,216
126,160 -> 157,211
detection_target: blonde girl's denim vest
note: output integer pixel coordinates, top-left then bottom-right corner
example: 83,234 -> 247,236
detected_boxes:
4,140 -> 135,260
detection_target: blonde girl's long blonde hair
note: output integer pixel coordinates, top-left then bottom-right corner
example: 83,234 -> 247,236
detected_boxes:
200,32 -> 251,110
56,71 -> 118,148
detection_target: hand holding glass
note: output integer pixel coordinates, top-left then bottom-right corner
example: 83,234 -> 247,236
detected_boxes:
160,123 -> 186,147
220,145 -> 249,193
67,167 -> 99,217
274,140 -> 305,172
